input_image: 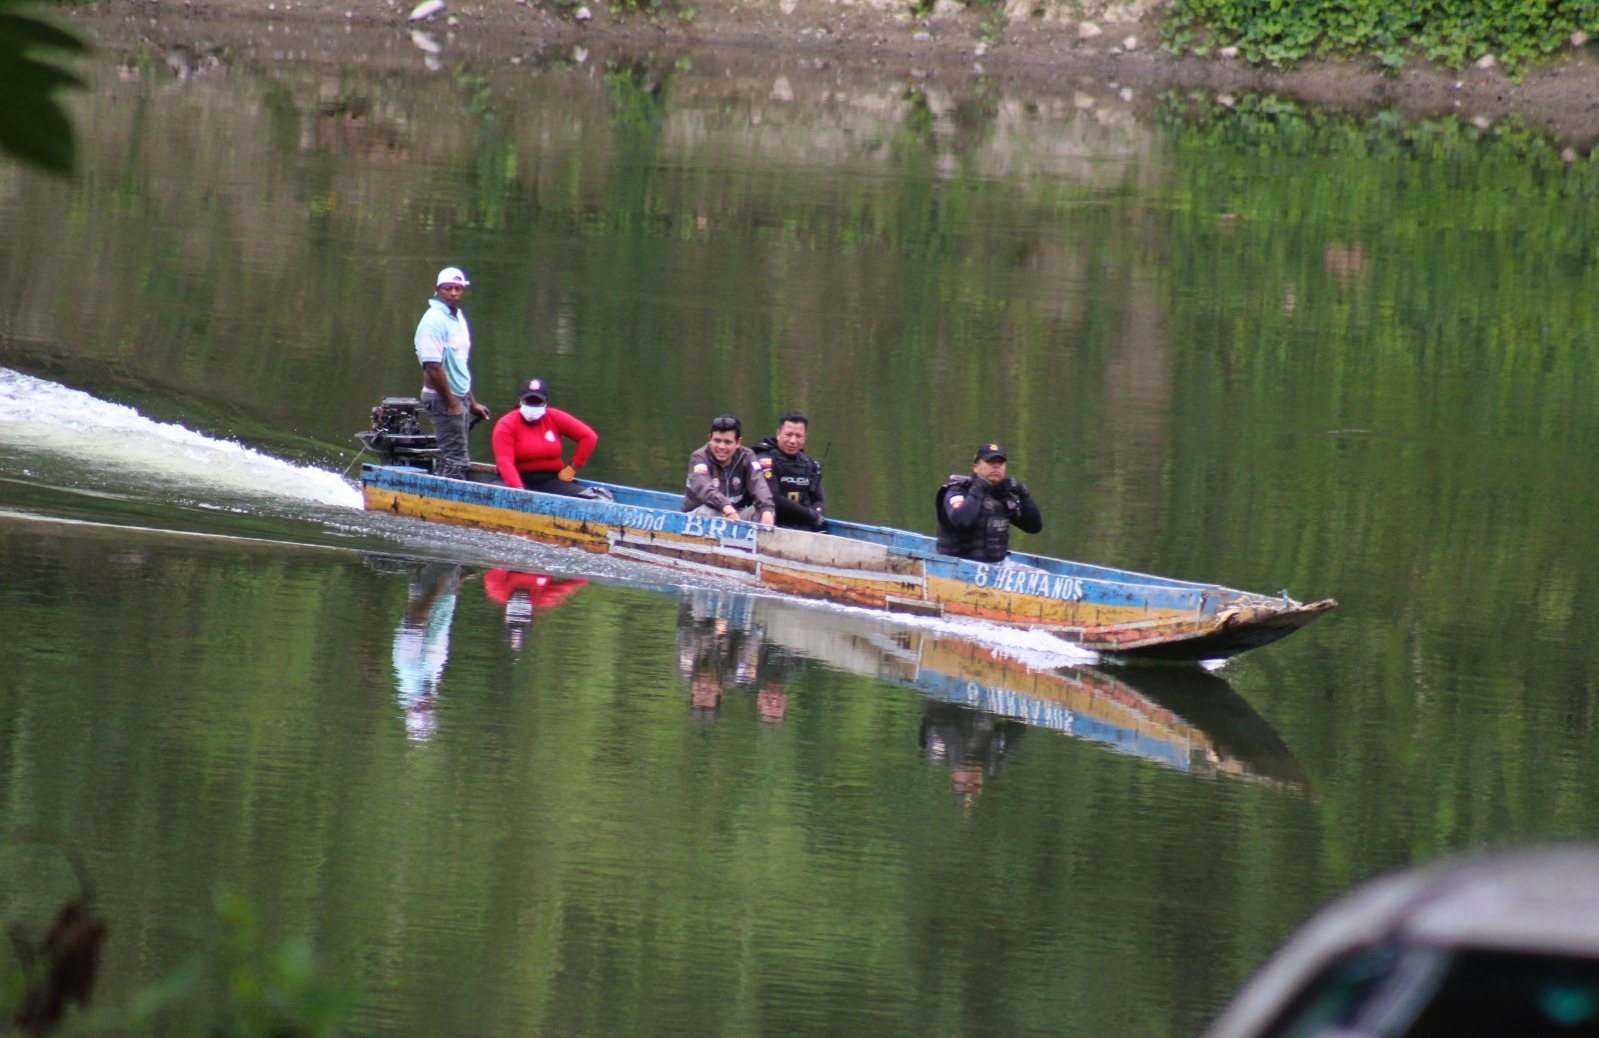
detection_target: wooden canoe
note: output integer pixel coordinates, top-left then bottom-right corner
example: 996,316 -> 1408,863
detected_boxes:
360,462 -> 1334,662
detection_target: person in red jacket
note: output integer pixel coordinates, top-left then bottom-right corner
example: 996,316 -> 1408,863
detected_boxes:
490,377 -> 599,495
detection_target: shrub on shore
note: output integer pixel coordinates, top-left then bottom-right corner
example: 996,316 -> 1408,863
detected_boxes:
1162,0 -> 1598,71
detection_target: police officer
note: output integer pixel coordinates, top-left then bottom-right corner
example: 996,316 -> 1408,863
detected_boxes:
935,443 -> 1043,562
752,411 -> 826,531
682,414 -> 776,525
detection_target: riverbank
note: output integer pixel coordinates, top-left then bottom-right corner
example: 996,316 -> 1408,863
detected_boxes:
64,0 -> 1599,145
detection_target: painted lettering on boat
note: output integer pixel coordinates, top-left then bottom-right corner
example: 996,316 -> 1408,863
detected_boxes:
614,506 -> 669,532
973,564 -> 1083,600
681,514 -> 756,545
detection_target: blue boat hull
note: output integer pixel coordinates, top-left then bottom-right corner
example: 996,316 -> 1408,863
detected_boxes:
361,463 -> 1335,661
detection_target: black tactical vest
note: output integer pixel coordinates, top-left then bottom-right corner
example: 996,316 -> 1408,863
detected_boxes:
753,442 -> 822,507
935,476 -> 1013,562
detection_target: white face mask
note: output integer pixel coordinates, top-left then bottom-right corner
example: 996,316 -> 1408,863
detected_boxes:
519,404 -> 547,422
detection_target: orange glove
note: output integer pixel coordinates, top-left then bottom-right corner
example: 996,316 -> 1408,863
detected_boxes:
558,465 -> 577,482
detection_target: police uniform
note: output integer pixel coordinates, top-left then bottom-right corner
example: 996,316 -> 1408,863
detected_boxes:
751,436 -> 826,531
682,442 -> 776,519
935,444 -> 1043,562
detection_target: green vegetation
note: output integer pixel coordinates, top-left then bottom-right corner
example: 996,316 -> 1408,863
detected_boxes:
548,0 -> 692,22
0,874 -> 348,1037
0,0 -> 86,174
1154,94 -> 1599,863
121,894 -> 351,1038
1162,0 -> 1599,70
11,55 -> 1599,1037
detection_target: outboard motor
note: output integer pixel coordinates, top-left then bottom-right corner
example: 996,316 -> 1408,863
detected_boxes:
357,397 -> 439,469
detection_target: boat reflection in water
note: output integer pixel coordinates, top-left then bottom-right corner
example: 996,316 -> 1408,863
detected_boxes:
675,590 -> 1308,792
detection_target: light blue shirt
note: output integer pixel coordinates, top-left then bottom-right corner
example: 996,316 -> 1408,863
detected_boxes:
414,296 -> 473,397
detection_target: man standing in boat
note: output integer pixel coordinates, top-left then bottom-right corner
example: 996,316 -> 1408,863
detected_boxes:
935,443 -> 1043,563
751,411 -> 826,531
683,414 -> 776,525
414,266 -> 491,479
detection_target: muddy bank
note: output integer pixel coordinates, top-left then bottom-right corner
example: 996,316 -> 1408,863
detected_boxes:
62,0 -> 1599,146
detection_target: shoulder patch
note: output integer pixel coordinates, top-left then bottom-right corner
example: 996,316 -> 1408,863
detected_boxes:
758,456 -> 773,469
693,463 -> 709,475
947,494 -> 966,509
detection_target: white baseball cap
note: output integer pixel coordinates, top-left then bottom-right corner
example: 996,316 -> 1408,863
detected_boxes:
436,267 -> 470,287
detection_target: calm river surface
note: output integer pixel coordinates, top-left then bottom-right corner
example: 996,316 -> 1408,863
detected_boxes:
4,20 -> 1599,1038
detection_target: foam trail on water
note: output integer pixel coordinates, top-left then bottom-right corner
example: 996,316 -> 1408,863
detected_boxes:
0,367 -> 362,509
824,599 -> 1099,668
716,584 -> 1101,668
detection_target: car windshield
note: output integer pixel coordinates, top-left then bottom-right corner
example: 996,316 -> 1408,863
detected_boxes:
1266,944 -> 1599,1038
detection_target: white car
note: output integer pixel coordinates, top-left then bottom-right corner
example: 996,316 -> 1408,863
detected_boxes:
1204,843 -> 1599,1038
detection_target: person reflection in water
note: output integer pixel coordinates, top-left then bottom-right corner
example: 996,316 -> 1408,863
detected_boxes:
752,637 -> 801,725
677,600 -> 748,722
756,677 -> 788,725
919,701 -> 1025,804
688,665 -> 724,718
391,562 -> 466,742
676,591 -> 799,725
482,569 -> 588,651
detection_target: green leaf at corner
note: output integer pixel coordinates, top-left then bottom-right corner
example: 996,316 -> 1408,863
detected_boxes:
0,67 -> 76,172
0,3 -> 87,174
0,8 -> 90,54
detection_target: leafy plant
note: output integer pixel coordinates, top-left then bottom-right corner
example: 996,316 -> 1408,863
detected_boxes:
3,886 -> 351,1037
108,893 -> 353,1038
1161,0 -> 1599,72
0,0 -> 88,174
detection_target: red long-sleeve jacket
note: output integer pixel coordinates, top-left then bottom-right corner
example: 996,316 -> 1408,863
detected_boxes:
491,407 -> 599,488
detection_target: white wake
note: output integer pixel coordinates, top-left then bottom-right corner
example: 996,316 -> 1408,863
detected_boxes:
0,367 -> 361,509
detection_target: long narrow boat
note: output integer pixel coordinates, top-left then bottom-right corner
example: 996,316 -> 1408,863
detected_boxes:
357,403 -> 1334,661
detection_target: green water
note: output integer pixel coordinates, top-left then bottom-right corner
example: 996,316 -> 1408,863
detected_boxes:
3,25 -> 1599,1038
